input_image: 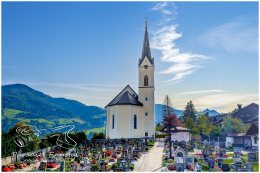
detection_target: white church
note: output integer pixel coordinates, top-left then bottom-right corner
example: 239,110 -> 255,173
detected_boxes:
105,20 -> 155,139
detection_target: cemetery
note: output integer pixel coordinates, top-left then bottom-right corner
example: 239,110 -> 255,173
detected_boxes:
2,138 -> 154,172
161,139 -> 259,172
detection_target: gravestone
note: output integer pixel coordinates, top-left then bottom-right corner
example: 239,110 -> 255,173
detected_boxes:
245,162 -> 254,172
248,152 -> 257,162
185,156 -> 194,164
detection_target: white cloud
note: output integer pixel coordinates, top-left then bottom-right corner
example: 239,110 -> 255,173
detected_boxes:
179,89 -> 224,95
151,2 -> 177,25
150,2 -> 210,83
200,15 -> 258,54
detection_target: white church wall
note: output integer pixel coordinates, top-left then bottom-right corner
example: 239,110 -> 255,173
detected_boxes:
106,105 -> 144,139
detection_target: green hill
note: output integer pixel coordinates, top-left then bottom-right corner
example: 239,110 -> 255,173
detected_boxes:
2,84 -> 106,134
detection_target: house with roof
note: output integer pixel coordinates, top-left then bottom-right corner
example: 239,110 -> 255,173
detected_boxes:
231,103 -> 259,123
105,20 -> 155,139
160,125 -> 191,142
225,122 -> 259,149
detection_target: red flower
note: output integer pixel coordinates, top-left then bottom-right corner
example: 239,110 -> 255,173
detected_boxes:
168,165 -> 175,171
2,166 -> 12,172
47,163 -> 59,168
106,151 -> 112,156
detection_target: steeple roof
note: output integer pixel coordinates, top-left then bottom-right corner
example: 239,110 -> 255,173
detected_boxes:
139,18 -> 154,66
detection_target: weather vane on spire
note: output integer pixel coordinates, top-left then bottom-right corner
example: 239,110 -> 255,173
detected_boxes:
145,17 -> 148,27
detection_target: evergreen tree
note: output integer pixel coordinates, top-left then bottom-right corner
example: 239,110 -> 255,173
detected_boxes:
183,100 -> 197,121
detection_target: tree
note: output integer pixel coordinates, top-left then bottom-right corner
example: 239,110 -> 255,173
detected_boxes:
222,116 -> 250,134
2,122 -> 40,157
197,114 -> 211,135
163,114 -> 183,159
162,95 -> 174,120
183,101 -> 197,121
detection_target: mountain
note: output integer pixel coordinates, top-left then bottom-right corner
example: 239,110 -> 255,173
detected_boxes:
155,104 -> 183,124
200,108 -> 219,116
2,84 -> 106,133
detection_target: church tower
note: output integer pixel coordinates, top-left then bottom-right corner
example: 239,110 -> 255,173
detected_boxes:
138,19 -> 155,139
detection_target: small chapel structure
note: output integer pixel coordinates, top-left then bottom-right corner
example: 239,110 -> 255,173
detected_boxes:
105,20 -> 155,139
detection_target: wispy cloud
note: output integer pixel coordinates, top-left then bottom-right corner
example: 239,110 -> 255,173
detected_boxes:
151,2 -> 177,24
199,15 -> 258,54
194,93 -> 258,112
150,2 -> 210,83
179,89 -> 224,95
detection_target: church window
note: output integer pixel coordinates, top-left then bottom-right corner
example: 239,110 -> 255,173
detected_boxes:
144,65 -> 148,69
145,97 -> 148,101
144,75 -> 148,86
145,132 -> 148,137
134,114 -> 137,129
112,114 -> 115,129
145,112 -> 148,116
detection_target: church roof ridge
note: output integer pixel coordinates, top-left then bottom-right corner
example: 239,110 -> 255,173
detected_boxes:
105,85 -> 143,108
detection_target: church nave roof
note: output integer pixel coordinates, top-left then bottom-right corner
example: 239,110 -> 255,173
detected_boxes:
106,85 -> 143,107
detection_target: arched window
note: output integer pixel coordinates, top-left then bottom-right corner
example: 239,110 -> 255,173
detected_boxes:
144,75 -> 148,86
112,114 -> 115,129
134,114 -> 137,129
145,112 -> 148,116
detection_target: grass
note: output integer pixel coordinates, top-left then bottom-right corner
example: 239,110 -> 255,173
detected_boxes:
223,158 -> 234,164
3,108 -> 24,118
85,127 -> 105,136
253,163 -> 259,172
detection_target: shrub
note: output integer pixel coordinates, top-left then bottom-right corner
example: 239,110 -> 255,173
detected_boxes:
200,163 -> 209,171
130,164 -> 134,171
90,164 -> 99,171
168,159 -> 174,163
111,163 -> 118,170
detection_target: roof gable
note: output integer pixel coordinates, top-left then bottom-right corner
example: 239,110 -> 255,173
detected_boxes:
106,85 -> 143,107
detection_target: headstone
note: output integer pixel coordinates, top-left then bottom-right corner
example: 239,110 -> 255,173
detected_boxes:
185,156 -> 194,164
248,152 -> 257,162
245,162 -> 254,172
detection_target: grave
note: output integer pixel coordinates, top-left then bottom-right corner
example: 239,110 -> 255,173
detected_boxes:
248,152 -> 257,162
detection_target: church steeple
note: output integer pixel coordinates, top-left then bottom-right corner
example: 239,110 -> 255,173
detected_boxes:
139,18 -> 154,66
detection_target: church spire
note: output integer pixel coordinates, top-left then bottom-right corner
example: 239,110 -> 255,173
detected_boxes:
139,17 -> 153,66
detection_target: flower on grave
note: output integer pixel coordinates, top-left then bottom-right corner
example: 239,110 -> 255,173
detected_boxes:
8,164 -> 16,170
168,165 -> 175,171
47,162 -> 59,168
112,153 -> 117,159
82,154 -> 87,157
223,154 -> 228,158
91,160 -> 97,164
2,166 -> 12,172
106,151 -> 112,157
109,158 -> 115,162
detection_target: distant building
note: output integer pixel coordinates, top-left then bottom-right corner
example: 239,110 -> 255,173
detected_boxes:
105,20 -> 155,139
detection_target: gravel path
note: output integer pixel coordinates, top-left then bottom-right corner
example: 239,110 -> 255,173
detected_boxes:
134,141 -> 165,172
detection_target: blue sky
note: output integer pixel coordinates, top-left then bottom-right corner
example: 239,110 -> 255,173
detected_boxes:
2,2 -> 259,112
